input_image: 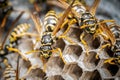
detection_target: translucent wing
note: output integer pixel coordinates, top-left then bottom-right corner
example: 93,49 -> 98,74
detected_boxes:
100,22 -> 116,45
30,13 -> 42,39
90,0 -> 101,16
52,0 -> 75,35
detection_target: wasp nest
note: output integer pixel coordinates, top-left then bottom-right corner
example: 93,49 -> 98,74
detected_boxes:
0,0 -> 120,80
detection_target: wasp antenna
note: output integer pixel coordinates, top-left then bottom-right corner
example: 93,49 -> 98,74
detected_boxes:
90,0 -> 101,15
1,11 -> 24,49
52,0 -> 75,35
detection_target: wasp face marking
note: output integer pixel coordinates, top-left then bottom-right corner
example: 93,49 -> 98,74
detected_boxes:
81,13 -> 98,34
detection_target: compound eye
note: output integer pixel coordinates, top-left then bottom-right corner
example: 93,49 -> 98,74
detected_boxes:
48,46 -> 50,49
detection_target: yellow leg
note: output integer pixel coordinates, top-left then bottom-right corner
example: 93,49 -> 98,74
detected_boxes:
61,18 -> 77,36
80,32 -> 89,55
96,43 -> 111,59
7,47 -> 28,61
93,30 -> 99,40
104,58 -> 115,64
51,48 -> 66,64
60,19 -> 69,29
58,36 -> 76,45
40,56 -> 47,73
14,32 -> 39,38
100,43 -> 111,50
25,50 -> 41,54
101,32 -> 109,40
61,23 -> 70,36
42,63 -> 47,73
99,20 -> 115,24
33,37 -> 41,48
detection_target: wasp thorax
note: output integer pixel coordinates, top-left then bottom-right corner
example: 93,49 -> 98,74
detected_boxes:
41,32 -> 53,45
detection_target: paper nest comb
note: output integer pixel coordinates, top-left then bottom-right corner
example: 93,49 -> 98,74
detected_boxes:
0,0 -> 120,80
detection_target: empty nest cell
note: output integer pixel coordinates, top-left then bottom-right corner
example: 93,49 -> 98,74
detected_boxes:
63,45 -> 83,63
46,56 -> 65,76
66,27 -> 83,42
62,63 -> 83,80
53,39 -> 66,51
100,63 -> 119,78
80,51 -> 100,70
47,75 -> 64,80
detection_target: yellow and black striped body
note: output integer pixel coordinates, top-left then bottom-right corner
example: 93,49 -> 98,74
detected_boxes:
80,12 -> 98,34
72,1 -> 86,16
65,0 -> 98,34
0,23 -> 30,56
3,65 -> 16,80
1,58 -> 16,80
2,57 -> 25,80
9,23 -> 30,44
110,24 -> 120,65
40,10 -> 58,59
44,10 -> 58,32
68,1 -> 98,34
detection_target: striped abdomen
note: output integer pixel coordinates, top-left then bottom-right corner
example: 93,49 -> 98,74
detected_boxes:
72,1 -> 86,17
110,24 -> 120,65
110,24 -> 120,39
3,65 -> 16,80
9,23 -> 30,44
44,10 -> 58,32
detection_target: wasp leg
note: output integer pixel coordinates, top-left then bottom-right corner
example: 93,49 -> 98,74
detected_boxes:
104,58 -> 115,64
58,36 -> 76,45
96,43 -> 111,59
100,20 -> 115,24
100,43 -> 111,50
14,32 -> 39,38
60,19 -> 69,29
33,37 -> 41,48
40,56 -> 47,73
7,47 -> 28,61
80,32 -> 89,55
100,32 -> 109,40
61,18 -> 77,36
51,48 -> 66,64
25,50 -> 41,54
93,29 -> 100,40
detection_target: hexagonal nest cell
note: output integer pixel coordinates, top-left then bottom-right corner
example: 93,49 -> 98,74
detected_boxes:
0,0 -> 120,80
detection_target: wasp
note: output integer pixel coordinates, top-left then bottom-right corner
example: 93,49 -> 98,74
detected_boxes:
0,0 -> 13,28
0,23 -> 34,61
1,56 -> 26,80
49,0 -> 115,56
102,24 -> 120,66
0,11 -> 24,56
23,0 -> 76,75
